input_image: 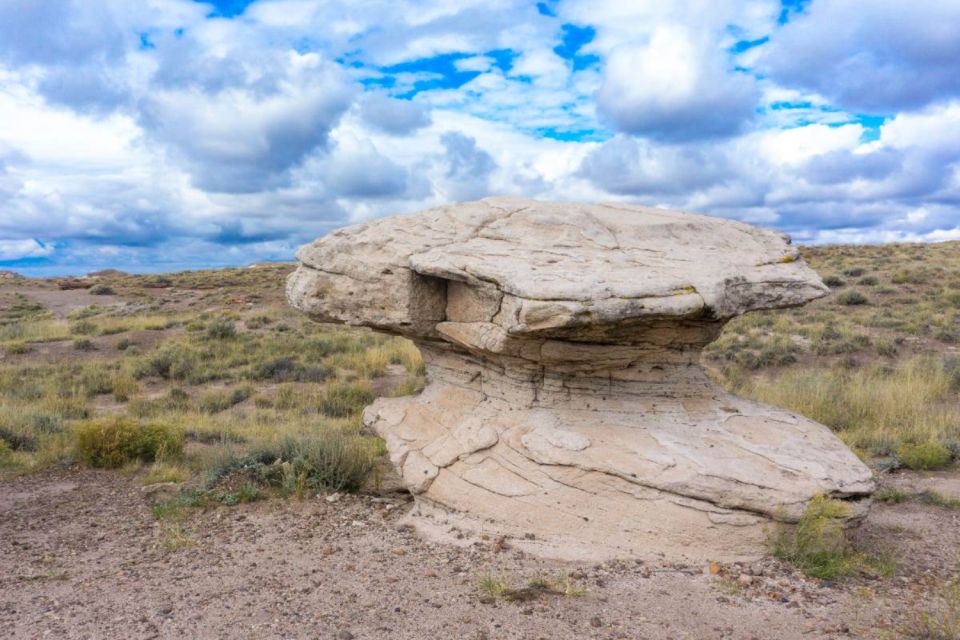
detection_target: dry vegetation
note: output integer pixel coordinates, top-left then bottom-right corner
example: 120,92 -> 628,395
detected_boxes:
2,244 -> 959,490
706,241 -> 960,467
0,264 -> 425,512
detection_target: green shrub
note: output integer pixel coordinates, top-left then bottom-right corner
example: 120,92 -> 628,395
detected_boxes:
206,432 -> 376,494
837,290 -> 869,306
70,320 -> 97,335
893,269 -> 927,285
89,284 -> 114,295
249,357 -> 334,383
319,380 -> 374,418
5,342 -> 31,355
822,275 -> 845,288
770,494 -> 855,580
276,434 -> 375,492
73,417 -> 183,468
135,345 -> 196,381
244,315 -> 273,329
874,487 -> 909,504
921,490 -> 960,510
73,338 -> 96,351
0,426 -> 38,451
216,482 -> 261,506
31,412 -> 65,434
206,319 -> 236,340
898,442 -> 952,471
198,386 -> 251,414
875,338 -> 898,357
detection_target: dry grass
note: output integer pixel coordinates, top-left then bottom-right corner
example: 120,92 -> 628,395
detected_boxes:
726,355 -> 960,454
3,243 -> 958,482
0,267 -> 425,487
709,241 -> 960,457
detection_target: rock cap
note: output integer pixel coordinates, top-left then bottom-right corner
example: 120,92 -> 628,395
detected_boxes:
288,197 -> 827,345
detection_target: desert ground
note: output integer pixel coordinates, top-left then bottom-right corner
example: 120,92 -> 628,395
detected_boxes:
2,242 -> 960,639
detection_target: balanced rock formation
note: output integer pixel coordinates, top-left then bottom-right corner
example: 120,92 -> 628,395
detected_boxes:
288,197 -> 874,561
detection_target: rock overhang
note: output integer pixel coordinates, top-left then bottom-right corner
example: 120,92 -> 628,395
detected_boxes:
289,197 -> 828,351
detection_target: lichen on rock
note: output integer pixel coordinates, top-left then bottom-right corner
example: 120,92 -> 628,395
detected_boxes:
288,197 -> 875,561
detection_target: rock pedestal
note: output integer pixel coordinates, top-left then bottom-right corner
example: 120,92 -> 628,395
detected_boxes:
288,197 -> 874,561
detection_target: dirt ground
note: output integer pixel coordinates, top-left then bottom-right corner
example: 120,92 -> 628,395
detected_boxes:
2,470 -> 958,640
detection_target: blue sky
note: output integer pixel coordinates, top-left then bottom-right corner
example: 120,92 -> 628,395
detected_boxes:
0,0 -> 959,275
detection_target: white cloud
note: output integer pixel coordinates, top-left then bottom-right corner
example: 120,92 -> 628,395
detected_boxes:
140,51 -> 354,193
594,23 -> 759,140
0,239 -> 54,261
0,0 -> 958,274
357,93 -> 432,135
760,0 -> 960,113
757,124 -> 864,166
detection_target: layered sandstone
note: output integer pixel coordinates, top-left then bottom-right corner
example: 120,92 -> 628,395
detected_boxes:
287,197 -> 875,561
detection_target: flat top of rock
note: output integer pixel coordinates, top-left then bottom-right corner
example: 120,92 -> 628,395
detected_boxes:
291,197 -> 827,338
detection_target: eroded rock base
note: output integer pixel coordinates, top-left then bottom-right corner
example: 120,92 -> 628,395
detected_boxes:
364,345 -> 874,562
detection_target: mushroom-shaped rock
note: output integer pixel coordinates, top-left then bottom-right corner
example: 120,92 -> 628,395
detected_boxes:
288,197 -> 874,561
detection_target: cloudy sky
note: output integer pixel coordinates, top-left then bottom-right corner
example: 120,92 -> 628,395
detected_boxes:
1,0 -> 959,275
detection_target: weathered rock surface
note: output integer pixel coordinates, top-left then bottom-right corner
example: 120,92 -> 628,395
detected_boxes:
288,197 -> 875,561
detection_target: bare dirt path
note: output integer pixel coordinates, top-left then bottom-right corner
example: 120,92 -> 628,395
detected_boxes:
9,285 -> 123,318
1,469 -> 957,640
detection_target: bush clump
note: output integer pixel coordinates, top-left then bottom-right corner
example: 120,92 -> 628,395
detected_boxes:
135,345 -> 196,381
70,320 -> 96,335
89,284 -> 115,295
207,432 -> 376,494
206,319 -> 236,340
73,338 -> 96,351
837,290 -> 869,306
0,426 -> 38,452
0,439 -> 13,465
319,380 -> 374,418
249,357 -> 334,383
5,342 -> 31,355
198,386 -> 251,414
73,417 -> 183,468
770,494 -> 855,580
898,442 -> 953,471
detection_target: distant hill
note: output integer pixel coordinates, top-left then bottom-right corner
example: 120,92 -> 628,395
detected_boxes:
87,269 -> 128,278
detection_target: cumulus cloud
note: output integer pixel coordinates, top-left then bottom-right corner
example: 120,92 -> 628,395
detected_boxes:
139,53 -> 354,193
0,144 -> 24,204
760,0 -> 960,113
596,25 -> 760,141
579,135 -> 736,196
318,138 -> 421,199
0,0 -> 126,67
436,132 -> 497,201
358,93 -> 432,135
0,239 -> 53,261
0,0 -> 958,274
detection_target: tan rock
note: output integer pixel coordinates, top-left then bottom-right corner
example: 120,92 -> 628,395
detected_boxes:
288,197 -> 875,562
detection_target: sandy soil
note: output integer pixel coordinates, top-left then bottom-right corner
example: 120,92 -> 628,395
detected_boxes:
2,469 -> 958,640
6,284 -> 123,318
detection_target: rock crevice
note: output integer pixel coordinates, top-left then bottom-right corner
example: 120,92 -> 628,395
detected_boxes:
288,197 -> 875,561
